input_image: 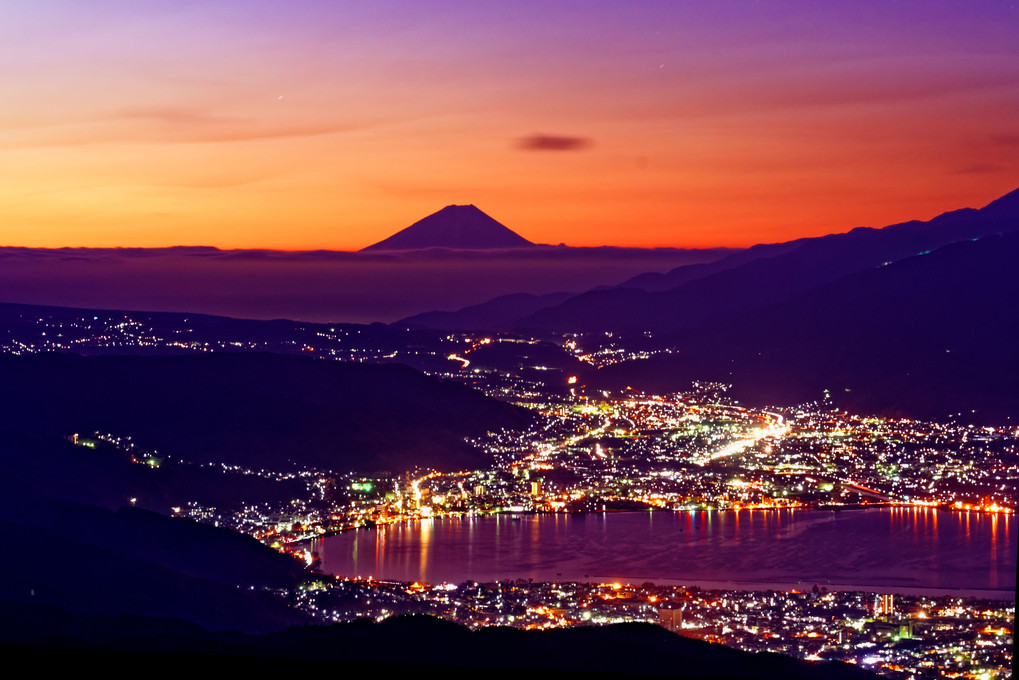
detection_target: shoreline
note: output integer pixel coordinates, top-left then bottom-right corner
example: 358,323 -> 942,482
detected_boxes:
306,502 -> 1011,538
334,573 -> 1015,602
589,576 -> 1016,600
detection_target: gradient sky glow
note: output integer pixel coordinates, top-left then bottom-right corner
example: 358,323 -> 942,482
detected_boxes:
1,1 -> 1017,249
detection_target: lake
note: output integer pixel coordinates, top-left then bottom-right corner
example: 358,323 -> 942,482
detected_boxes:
315,507 -> 1016,597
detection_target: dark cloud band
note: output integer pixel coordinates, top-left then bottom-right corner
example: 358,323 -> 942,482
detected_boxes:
517,134 -> 592,151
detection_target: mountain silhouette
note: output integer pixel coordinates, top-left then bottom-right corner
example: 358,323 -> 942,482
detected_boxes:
362,205 -> 535,250
397,187 -> 1018,333
512,187 -> 1019,333
594,229 -> 1019,422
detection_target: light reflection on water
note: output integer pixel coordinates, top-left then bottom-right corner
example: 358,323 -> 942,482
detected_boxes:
318,508 -> 1015,595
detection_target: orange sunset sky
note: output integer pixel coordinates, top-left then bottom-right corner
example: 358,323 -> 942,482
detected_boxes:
1,1 -> 1016,250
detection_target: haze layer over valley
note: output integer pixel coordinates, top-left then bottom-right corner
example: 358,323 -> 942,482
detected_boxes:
0,205 -> 729,324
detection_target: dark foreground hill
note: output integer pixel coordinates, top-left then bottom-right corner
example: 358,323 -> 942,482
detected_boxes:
0,352 -> 532,472
0,516 -> 307,634
0,437 -> 309,633
1,607 -> 878,679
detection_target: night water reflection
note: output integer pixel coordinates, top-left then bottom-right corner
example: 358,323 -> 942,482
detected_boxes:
320,508 -> 1015,596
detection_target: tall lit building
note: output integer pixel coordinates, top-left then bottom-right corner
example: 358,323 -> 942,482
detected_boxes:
659,607 -> 683,633
874,593 -> 894,616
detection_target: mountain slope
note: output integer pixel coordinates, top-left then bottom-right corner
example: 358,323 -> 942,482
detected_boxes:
595,230 -> 1019,421
516,188 -> 1019,333
399,291 -> 575,331
0,352 -> 532,472
611,239 -> 803,293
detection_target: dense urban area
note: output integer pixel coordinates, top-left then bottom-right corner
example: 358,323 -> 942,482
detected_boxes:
4,308 -> 1015,679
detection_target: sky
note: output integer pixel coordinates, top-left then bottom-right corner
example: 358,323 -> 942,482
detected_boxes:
1,1 -> 1016,250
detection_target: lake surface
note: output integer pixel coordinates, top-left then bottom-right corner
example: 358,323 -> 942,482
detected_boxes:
316,508 -> 1016,597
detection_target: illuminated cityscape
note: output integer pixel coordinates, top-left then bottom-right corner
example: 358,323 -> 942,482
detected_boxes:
8,309 -> 1013,679
293,578 -> 1013,680
1,4 -> 1016,675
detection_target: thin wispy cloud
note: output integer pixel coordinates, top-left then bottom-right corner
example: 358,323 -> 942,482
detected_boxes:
953,163 -> 1004,175
0,106 -> 370,149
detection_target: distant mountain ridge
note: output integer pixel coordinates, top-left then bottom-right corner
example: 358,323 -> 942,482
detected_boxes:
362,204 -> 536,251
398,187 -> 1019,333
399,291 -> 575,330
517,188 -> 1019,333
